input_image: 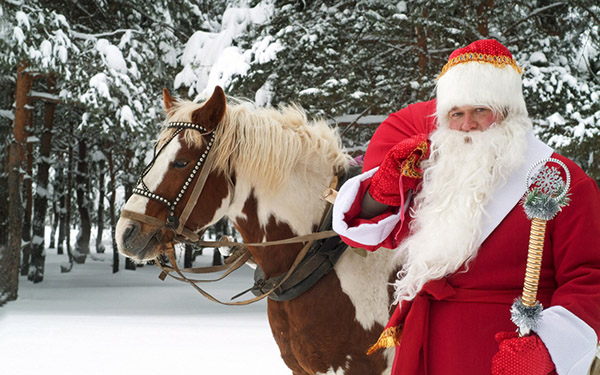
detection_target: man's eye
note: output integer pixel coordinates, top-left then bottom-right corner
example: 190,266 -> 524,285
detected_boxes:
451,112 -> 463,118
171,160 -> 189,169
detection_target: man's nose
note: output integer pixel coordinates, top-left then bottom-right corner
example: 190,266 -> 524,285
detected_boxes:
461,113 -> 478,131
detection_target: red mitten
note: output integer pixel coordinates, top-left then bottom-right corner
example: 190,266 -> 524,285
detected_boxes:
492,332 -> 556,375
369,134 -> 430,206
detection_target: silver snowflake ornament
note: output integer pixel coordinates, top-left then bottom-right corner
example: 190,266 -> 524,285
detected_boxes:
531,165 -> 565,196
523,158 -> 571,220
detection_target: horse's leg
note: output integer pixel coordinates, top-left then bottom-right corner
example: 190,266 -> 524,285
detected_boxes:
266,311 -> 304,373
280,353 -> 311,375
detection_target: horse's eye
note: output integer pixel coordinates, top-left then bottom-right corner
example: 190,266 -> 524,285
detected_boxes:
171,160 -> 189,169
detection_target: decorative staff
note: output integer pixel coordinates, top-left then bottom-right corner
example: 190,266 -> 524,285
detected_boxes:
510,157 -> 571,336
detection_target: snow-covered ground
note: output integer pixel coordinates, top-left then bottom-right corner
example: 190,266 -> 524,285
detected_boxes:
0,248 -> 289,375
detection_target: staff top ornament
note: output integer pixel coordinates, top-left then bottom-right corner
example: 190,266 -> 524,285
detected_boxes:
522,158 -> 571,221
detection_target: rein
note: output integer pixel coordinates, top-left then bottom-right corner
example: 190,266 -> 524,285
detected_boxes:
156,237 -> 320,306
120,206 -> 338,305
120,209 -> 337,248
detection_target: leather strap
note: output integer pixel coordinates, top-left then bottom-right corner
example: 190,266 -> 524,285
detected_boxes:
157,239 -> 315,306
120,209 -> 201,242
176,135 -> 222,235
120,209 -> 337,247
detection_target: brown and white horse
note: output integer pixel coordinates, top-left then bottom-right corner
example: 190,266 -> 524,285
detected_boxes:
115,87 -> 400,375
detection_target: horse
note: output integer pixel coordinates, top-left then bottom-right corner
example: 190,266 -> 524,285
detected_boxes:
115,86 -> 400,375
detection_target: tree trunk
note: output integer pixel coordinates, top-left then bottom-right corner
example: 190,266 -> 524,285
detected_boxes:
212,218 -> 226,266
96,159 -> 106,254
415,8 -> 430,98
29,75 -> 56,283
21,138 -> 33,277
123,149 -> 136,271
476,0 -> 494,37
56,168 -> 66,255
20,75 -> 35,278
73,138 -> 90,264
1,63 -> 32,304
60,123 -> 74,271
49,201 -> 58,249
184,244 -> 194,268
108,148 -> 119,273
212,247 -> 223,266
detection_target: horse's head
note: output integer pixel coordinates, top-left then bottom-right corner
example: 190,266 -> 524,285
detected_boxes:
116,87 -> 233,261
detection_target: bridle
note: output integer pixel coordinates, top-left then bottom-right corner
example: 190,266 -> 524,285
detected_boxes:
123,121 -> 218,240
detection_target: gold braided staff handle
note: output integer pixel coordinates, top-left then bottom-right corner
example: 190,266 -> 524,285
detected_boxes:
511,158 -> 571,335
521,217 -> 547,307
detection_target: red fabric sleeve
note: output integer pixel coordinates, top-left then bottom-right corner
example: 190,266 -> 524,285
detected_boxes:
363,100 -> 438,172
337,177 -> 404,251
547,155 -> 600,337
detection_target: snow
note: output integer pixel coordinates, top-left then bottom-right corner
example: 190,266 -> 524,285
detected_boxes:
255,81 -> 274,107
56,44 -> 68,63
15,10 -> 30,31
299,87 -> 321,96
88,73 -> 111,99
529,51 -> 547,64
36,185 -> 50,198
174,1 -> 275,97
573,122 -> 586,138
13,26 -> 25,44
0,247 -> 289,375
119,104 -> 136,127
252,36 -> 284,64
332,114 -> 387,125
30,90 -> 61,102
547,112 -> 566,127
0,109 -> 15,120
204,46 -> 251,94
396,2 -> 408,13
96,38 -> 128,73
40,39 -> 52,58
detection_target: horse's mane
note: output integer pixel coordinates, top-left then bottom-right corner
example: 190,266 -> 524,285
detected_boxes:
159,97 -> 350,192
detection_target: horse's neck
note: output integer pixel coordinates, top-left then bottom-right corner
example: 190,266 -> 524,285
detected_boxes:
229,178 -> 328,278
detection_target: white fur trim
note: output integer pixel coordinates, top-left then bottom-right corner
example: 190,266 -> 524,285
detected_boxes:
534,306 -> 598,375
478,132 -> 553,247
332,167 -> 404,247
436,62 -> 527,128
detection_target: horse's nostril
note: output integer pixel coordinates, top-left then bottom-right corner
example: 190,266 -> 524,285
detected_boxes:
122,223 -> 139,248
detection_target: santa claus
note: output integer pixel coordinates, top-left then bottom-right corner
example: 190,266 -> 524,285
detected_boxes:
332,39 -> 600,375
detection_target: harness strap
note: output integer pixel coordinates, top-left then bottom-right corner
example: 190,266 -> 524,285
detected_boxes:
120,209 -> 201,242
158,246 -> 252,282
192,230 -> 337,248
158,239 -> 315,306
120,209 -> 337,247
176,134 -> 221,235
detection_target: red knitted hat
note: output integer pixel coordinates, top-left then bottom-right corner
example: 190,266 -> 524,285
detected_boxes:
436,39 -> 527,127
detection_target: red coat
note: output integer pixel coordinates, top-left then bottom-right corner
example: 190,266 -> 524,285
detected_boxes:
332,101 -> 600,375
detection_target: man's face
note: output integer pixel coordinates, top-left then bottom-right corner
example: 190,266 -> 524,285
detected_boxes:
447,105 -> 502,132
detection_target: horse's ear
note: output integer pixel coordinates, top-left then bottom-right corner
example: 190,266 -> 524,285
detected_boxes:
191,86 -> 226,130
163,88 -> 176,113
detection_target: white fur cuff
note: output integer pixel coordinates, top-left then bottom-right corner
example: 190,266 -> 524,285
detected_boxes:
332,168 -> 403,247
534,306 -> 598,375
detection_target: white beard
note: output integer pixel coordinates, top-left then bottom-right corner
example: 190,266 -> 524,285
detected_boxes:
392,116 -> 531,304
